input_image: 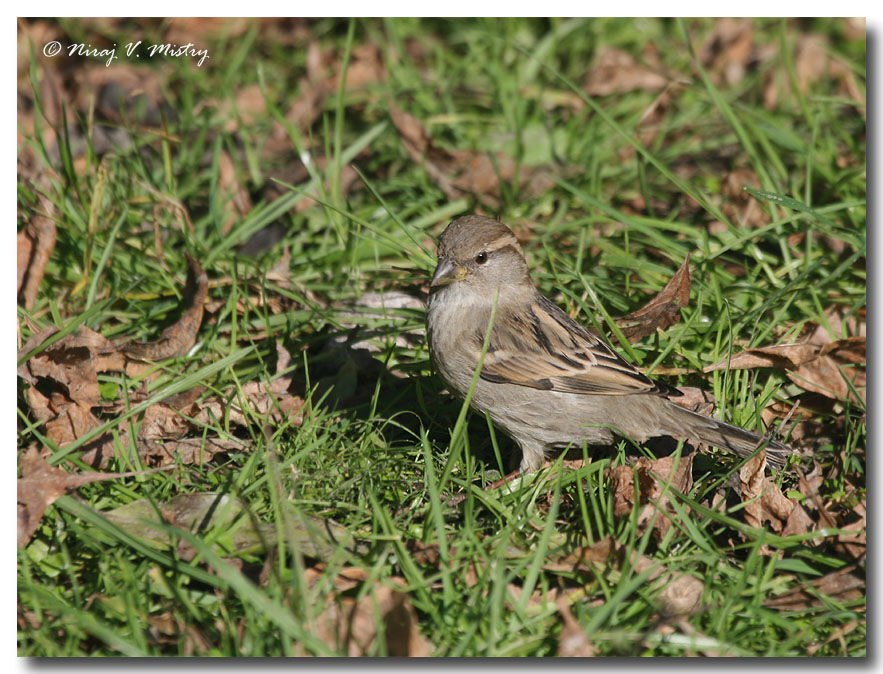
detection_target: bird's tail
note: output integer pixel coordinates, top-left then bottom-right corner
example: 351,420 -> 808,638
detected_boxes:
660,400 -> 793,469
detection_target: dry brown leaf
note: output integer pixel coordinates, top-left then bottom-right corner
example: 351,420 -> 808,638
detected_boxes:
18,324 -> 128,452
80,341 -> 295,468
763,565 -> 865,611
72,62 -> 169,127
17,445 -> 170,547
293,162 -> 359,214
334,44 -> 386,91
193,340 -> 304,429
18,194 -> 57,310
739,450 -> 813,541
629,551 -> 704,617
721,168 -> 770,228
583,46 -> 668,96
556,596 -> 595,656
615,255 -> 691,343
700,18 -> 759,86
17,227 -> 33,295
19,330 -> 298,472
225,82 -> 267,130
803,305 -> 865,345
137,400 -> 196,441
20,325 -> 121,406
789,337 -> 865,403
609,454 -> 693,540
147,610 -> 211,655
668,386 -> 715,416
389,102 -> 560,208
123,436 -> 247,468
218,151 -> 253,236
18,322 -> 189,467
834,500 -> 866,561
795,34 -> 828,94
704,333 -> 865,403
310,579 -> 431,656
163,17 -> 253,44
543,536 -> 616,573
270,39 -> 385,144
806,619 -> 862,656
123,253 -> 208,361
704,342 -> 819,372
44,398 -> 104,448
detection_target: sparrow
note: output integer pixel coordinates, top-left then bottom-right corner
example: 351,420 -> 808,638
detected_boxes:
425,215 -> 792,474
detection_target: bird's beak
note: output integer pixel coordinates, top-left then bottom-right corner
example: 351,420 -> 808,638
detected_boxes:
430,257 -> 467,287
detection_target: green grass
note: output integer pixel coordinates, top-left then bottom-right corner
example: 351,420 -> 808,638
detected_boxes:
17,18 -> 865,656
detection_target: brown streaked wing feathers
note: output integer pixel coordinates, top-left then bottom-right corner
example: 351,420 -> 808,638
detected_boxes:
478,294 -> 676,396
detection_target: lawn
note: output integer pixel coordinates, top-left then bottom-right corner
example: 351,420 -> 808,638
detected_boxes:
17,17 -> 865,656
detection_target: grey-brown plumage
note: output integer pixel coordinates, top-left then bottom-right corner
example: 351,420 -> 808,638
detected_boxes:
426,215 -> 792,472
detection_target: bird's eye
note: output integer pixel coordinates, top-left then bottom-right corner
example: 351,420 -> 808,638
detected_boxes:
475,251 -> 488,264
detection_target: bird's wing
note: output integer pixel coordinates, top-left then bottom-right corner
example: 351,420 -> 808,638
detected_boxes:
477,294 -> 674,396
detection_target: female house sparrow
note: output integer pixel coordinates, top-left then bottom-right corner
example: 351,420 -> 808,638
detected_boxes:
426,215 -> 792,474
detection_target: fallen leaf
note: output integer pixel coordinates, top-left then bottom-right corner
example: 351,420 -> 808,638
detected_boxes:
834,500 -> 865,561
20,324 -> 121,407
122,253 -> 208,361
806,619 -> 862,656
17,445 -> 171,547
789,338 -> 865,403
615,255 -> 691,343
629,550 -> 704,617
114,436 -> 245,468
543,536 -> 615,573
310,579 -> 431,656
704,342 -> 818,372
668,386 -> 715,416
17,194 -> 57,310
19,329 -> 303,472
704,336 -> 865,403
795,34 -> 828,94
802,305 -> 865,345
721,168 -> 770,228
136,398 -> 197,440
103,491 -> 360,561
389,102 -> 561,208
18,324 -> 128,452
163,17 -> 252,45
583,46 -> 668,96
78,340 -> 300,469
147,610 -> 210,655
609,454 -> 693,540
193,340 -> 305,429
764,565 -> 865,610
333,43 -> 385,92
739,450 -> 813,542
218,151 -> 253,236
556,596 -> 595,656
699,18 -> 766,87
43,397 -> 104,448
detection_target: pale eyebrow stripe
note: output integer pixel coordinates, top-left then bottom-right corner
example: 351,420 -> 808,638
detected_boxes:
484,234 -> 520,253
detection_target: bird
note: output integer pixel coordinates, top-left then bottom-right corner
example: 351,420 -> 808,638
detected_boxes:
425,214 -> 792,477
